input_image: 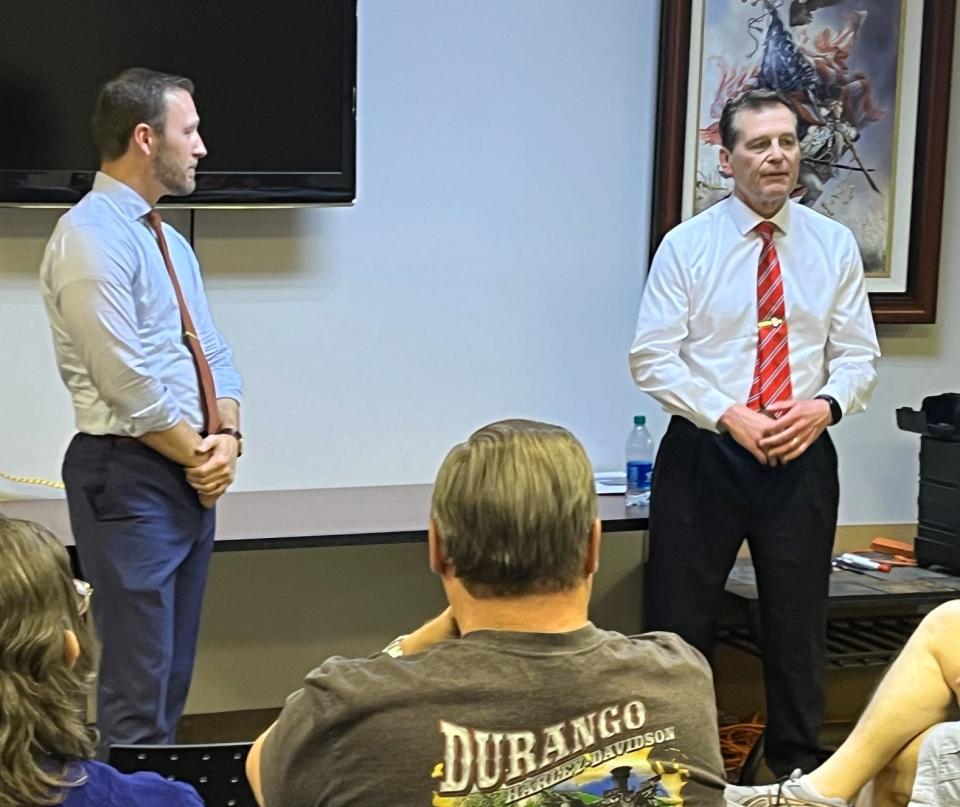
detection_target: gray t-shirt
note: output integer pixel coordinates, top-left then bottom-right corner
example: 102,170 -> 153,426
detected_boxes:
260,625 -> 727,806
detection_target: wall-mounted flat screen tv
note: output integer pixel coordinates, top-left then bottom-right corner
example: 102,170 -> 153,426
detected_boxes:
0,0 -> 357,206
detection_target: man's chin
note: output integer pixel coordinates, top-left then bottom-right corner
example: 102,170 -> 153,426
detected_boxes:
162,181 -> 196,197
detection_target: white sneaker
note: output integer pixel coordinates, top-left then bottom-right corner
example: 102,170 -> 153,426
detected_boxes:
724,769 -> 851,806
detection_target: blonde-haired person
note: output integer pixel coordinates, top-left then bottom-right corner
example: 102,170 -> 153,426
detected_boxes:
0,516 -> 202,807
247,419 -> 728,806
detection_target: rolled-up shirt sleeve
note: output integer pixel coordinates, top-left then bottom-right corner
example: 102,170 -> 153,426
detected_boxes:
165,228 -> 243,404
191,281 -> 243,403
53,227 -> 182,434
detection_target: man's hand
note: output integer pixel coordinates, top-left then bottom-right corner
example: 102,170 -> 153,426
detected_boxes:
185,433 -> 239,504
758,398 -> 832,465
718,404 -> 778,465
198,493 -> 220,510
399,608 -> 460,655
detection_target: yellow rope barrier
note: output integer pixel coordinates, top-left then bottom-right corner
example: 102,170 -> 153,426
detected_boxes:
0,472 -> 65,490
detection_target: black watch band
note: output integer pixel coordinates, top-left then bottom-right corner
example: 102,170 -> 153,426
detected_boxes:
815,395 -> 842,426
217,427 -> 244,456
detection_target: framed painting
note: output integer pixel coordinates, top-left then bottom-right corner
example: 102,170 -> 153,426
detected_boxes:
652,0 -> 955,323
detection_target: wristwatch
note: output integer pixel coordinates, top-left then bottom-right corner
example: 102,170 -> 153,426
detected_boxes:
815,395 -> 843,426
217,427 -> 244,457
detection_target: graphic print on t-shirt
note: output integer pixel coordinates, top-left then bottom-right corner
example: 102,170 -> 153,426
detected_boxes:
430,699 -> 696,805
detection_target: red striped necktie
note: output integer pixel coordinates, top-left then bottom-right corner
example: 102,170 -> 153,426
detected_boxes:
746,221 -> 793,414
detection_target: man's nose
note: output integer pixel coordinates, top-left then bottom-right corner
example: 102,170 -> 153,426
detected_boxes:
195,135 -> 208,158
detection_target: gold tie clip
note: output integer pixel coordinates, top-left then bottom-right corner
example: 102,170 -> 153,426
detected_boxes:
757,317 -> 783,329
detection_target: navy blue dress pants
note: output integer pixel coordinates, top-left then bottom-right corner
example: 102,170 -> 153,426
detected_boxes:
644,416 -> 838,777
62,434 -> 215,755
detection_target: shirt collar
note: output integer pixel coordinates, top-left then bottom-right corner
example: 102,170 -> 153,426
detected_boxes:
92,171 -> 153,221
726,193 -> 791,238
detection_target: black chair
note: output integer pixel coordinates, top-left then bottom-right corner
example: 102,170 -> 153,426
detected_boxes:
108,741 -> 257,806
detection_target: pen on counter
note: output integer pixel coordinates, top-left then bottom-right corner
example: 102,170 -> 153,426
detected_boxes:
837,553 -> 891,573
832,559 -> 867,576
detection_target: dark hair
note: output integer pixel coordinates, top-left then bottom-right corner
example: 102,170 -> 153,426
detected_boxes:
719,88 -> 797,150
91,67 -> 195,160
431,419 -> 597,598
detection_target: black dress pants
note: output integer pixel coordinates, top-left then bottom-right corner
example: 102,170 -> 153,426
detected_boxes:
644,416 -> 838,776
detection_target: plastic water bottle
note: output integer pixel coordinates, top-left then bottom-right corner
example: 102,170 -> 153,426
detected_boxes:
625,415 -> 654,506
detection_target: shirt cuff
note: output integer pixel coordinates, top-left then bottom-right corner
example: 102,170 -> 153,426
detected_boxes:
815,386 -> 849,414
124,393 -> 182,436
212,372 -> 243,404
698,393 -> 739,433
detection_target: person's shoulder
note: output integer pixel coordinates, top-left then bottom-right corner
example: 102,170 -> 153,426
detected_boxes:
57,190 -> 118,228
67,760 -> 203,807
50,192 -> 130,251
789,200 -> 855,240
665,200 -> 725,237
300,652 -> 415,701
658,199 -> 730,259
612,629 -> 713,673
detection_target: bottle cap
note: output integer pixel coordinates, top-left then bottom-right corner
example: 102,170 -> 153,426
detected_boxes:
633,415 -> 645,426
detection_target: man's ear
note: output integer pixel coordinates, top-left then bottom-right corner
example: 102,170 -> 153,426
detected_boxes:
63,629 -> 80,668
584,518 -> 602,576
427,518 -> 449,576
718,146 -> 733,178
130,122 -> 156,157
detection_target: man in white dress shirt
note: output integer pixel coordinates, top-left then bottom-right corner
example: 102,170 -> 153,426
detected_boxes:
629,88 -> 879,777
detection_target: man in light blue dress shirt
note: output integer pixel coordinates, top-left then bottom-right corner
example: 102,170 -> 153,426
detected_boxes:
39,68 -> 243,752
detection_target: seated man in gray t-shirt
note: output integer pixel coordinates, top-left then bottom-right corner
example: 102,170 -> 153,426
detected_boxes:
246,419 -> 727,806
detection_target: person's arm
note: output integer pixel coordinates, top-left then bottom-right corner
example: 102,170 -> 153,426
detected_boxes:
61,284 -> 211,471
138,421 -> 206,467
185,397 -> 241,506
55,229 -> 184,436
816,231 -> 880,413
398,607 -> 459,655
171,232 -> 244,406
628,236 -> 738,432
246,723 -> 273,807
246,611 -> 458,806
169,238 -> 243,506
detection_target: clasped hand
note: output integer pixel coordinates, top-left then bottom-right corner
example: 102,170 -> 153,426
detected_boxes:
185,433 -> 239,507
719,399 -> 832,466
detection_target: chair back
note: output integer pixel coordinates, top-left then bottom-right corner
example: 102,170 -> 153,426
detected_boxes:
108,741 -> 256,807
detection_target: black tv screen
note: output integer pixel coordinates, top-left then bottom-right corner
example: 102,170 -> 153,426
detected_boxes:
0,0 -> 357,206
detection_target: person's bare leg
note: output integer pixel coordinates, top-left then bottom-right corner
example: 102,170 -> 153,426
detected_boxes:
855,729 -> 929,807
809,602 -> 960,802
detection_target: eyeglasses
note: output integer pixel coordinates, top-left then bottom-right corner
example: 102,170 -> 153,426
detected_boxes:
73,578 -> 93,618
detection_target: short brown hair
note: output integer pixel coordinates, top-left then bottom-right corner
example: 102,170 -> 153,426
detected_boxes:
719,88 -> 796,150
431,419 -> 597,598
92,67 -> 195,160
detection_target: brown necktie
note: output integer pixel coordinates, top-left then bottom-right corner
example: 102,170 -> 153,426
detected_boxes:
746,221 -> 793,414
145,210 -> 222,435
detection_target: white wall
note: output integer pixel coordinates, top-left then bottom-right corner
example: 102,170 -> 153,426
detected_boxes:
0,0 -> 657,497
0,1 -> 955,530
